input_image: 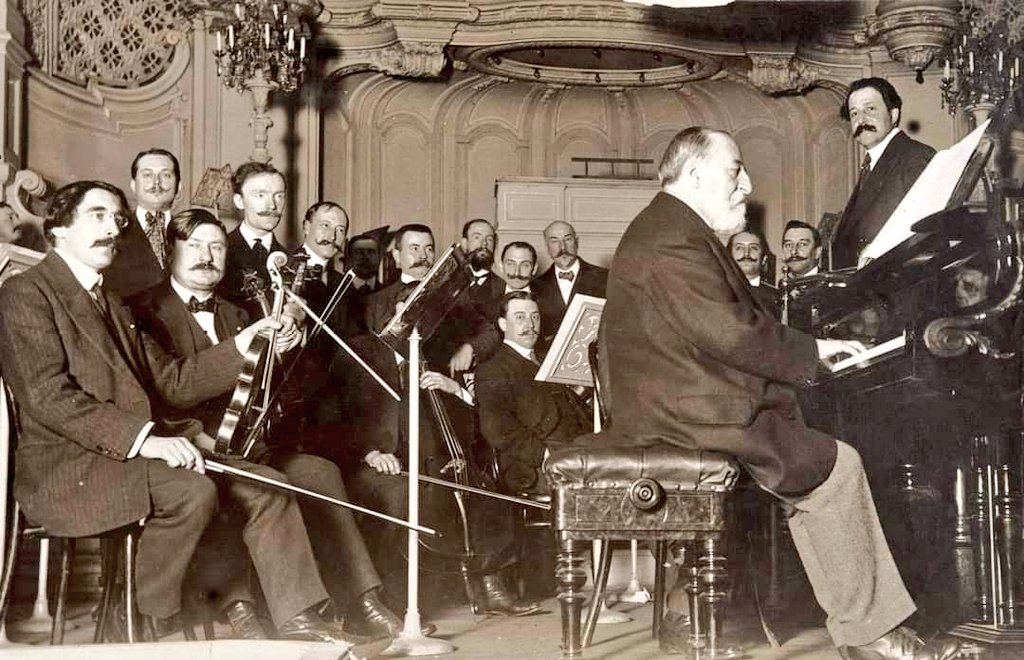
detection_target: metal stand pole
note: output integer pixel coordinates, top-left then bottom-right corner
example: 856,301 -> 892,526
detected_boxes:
385,328 -> 455,657
9,541 -> 53,634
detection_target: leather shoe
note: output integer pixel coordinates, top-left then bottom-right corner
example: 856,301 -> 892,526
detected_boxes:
344,588 -> 436,638
481,573 -> 544,617
840,626 -> 962,660
224,600 -> 268,640
278,606 -> 377,646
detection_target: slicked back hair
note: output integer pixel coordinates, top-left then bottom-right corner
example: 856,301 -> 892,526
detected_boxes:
840,77 -> 902,122
130,148 -> 181,182
392,223 -> 433,250
658,127 -> 727,186
44,181 -> 129,243
232,161 -> 283,195
498,290 -> 537,319
501,240 -> 537,263
783,219 -> 821,248
165,208 -> 227,261
304,201 -> 346,225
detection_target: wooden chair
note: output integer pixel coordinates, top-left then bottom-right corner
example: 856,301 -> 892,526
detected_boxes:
540,338 -> 741,659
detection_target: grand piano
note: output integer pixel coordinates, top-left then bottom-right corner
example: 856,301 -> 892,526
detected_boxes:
784,124 -> 1024,640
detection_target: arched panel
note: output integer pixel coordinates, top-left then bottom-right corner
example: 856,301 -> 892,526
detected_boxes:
466,133 -> 520,222
550,128 -> 615,178
739,135 -> 786,271
815,124 -> 854,221
379,124 -> 429,226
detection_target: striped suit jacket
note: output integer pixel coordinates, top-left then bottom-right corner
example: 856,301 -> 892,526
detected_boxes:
0,253 -> 243,536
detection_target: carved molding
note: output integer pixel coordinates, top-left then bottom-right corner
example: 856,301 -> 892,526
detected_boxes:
747,53 -> 823,95
866,2 -> 960,75
0,161 -> 47,227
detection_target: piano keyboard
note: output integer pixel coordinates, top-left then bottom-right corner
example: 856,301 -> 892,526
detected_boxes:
829,332 -> 908,374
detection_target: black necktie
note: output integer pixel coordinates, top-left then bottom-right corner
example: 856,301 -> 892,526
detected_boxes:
251,239 -> 269,268
557,270 -> 575,282
91,282 -> 112,323
187,296 -> 218,314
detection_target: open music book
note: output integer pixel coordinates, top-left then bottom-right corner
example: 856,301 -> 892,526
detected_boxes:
859,119 -> 992,263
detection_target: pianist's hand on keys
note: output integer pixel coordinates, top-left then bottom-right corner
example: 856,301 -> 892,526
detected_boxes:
816,339 -> 867,366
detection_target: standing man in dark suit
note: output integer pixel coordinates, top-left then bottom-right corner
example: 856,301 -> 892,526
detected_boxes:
219,161 -> 289,315
475,292 -> 589,493
0,181 -> 353,642
602,127 -> 958,660
342,231 -> 384,337
462,219 -> 505,317
365,224 -> 500,374
131,209 -> 414,641
531,221 -> 607,345
831,78 -> 935,269
104,148 -> 180,298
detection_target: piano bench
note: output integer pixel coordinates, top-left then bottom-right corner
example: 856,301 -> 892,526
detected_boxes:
543,442 -> 740,659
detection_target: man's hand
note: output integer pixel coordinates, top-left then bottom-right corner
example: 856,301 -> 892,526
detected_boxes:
420,370 -> 460,395
138,435 -> 205,473
448,343 -> 474,375
234,317 -> 283,354
816,338 -> 867,362
364,450 -> 402,475
283,299 -> 307,324
274,314 -> 302,354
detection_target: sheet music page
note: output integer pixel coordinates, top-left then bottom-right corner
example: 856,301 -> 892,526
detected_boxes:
860,119 -> 991,262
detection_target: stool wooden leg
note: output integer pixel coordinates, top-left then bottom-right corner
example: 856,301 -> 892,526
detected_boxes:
94,537 -> 120,643
582,539 -> 613,648
50,538 -> 74,645
556,537 -> 588,659
699,537 -> 739,659
0,503 -> 22,627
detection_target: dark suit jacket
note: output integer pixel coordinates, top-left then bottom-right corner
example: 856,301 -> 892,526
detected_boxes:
532,258 -> 608,344
364,280 -> 501,370
104,215 -> 166,299
831,131 -> 934,269
128,280 -> 249,435
601,192 -> 835,494
466,273 -> 507,326
475,344 -> 590,491
0,254 -> 244,536
219,227 -> 288,315
751,283 -> 781,320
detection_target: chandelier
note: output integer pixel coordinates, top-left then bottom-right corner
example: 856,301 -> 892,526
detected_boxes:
940,0 -> 1024,115
190,0 -> 320,95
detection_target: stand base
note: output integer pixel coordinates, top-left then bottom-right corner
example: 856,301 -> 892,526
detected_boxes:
951,621 -> 1024,645
10,613 -> 55,634
381,631 -> 456,657
596,603 -> 632,624
619,583 -> 652,604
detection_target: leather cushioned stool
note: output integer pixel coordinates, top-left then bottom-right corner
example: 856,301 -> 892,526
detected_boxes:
543,443 -> 739,659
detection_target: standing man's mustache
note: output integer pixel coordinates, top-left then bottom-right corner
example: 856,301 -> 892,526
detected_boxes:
736,257 -> 756,263
257,211 -> 280,218
92,237 -> 118,248
853,123 -> 876,137
785,255 -> 806,263
411,258 -> 431,269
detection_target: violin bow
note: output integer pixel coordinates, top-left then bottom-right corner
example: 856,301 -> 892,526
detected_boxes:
395,471 -> 551,510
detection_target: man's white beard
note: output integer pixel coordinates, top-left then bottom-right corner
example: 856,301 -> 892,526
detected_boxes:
709,205 -> 746,236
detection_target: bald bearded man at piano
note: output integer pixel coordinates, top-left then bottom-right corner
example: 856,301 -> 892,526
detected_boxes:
603,127 -> 959,660
831,78 -> 935,270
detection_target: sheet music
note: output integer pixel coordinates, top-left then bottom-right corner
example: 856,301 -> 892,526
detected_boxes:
829,332 -> 907,373
860,120 -> 991,263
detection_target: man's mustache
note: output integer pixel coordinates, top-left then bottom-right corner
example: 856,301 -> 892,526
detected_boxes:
411,258 -> 431,269
736,257 -> 756,263
191,262 -> 220,271
507,275 -> 529,282
145,185 -> 168,194
316,238 -> 339,246
92,237 -> 118,248
257,211 -> 280,218
853,123 -> 876,137
519,329 -> 538,337
785,255 -> 808,263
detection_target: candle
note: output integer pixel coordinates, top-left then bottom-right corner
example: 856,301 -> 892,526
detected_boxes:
999,50 -> 1004,71
288,28 -> 295,51
234,2 -> 243,20
272,3 -> 279,20
264,23 -> 270,48
300,36 -> 306,60
955,467 -> 965,517
228,24 -> 235,49
969,51 -> 974,73
216,29 -> 222,52
944,59 -> 950,80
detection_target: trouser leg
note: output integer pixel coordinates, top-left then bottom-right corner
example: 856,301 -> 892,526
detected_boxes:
135,462 -> 218,618
221,460 -> 329,626
272,452 -> 382,606
782,440 -> 916,647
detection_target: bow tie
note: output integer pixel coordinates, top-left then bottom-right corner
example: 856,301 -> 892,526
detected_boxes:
187,296 -> 217,314
307,264 -> 324,281
557,270 -> 575,282
471,275 -> 488,287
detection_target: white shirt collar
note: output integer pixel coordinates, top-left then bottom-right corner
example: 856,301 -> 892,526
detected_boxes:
400,273 -> 418,285
54,248 -> 102,292
170,275 -> 214,304
504,283 -> 530,294
749,275 -> 761,287
239,222 -> 273,251
352,275 -> 377,290
471,268 -> 491,279
866,128 -> 901,170
503,338 -> 536,361
301,244 -> 329,268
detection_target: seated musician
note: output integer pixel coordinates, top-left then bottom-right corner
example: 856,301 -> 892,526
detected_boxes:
129,209 -> 418,641
365,223 -> 500,374
475,292 -> 590,493
604,128 -> 960,660
781,220 -> 822,279
316,285 -> 542,617
0,182 -> 354,644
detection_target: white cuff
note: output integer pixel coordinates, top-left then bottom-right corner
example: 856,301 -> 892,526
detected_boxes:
127,421 -> 155,459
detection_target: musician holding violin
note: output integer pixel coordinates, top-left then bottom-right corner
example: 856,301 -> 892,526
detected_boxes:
131,209 -> 421,642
